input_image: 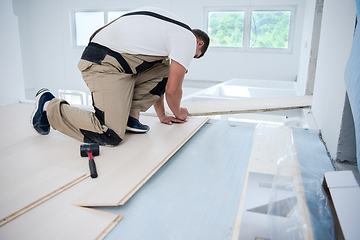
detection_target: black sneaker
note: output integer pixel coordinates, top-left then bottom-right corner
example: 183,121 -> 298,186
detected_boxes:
126,116 -> 150,133
31,88 -> 55,135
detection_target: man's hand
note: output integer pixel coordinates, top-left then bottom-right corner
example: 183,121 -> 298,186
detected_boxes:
177,107 -> 189,121
153,96 -> 188,125
159,113 -> 187,125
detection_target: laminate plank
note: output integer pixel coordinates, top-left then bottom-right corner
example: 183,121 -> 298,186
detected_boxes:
0,154 -> 122,240
167,95 -> 312,116
0,103 -> 42,151
34,206 -> 122,240
0,167 -> 86,226
0,104 -> 89,224
72,117 -> 208,206
119,116 -> 208,205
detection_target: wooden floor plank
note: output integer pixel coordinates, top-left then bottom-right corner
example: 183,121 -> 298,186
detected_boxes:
0,181 -> 122,240
168,95 -> 313,116
0,104 -> 89,224
0,166 -> 86,226
34,206 -> 122,240
72,117 -> 208,206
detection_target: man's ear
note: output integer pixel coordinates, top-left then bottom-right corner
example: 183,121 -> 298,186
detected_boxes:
197,40 -> 204,47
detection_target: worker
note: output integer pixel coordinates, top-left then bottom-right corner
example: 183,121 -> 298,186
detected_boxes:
30,7 -> 210,146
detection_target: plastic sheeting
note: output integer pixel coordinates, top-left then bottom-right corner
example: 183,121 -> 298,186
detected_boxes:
269,127 -> 335,240
344,0 -> 360,173
268,141 -> 309,240
293,128 -> 336,240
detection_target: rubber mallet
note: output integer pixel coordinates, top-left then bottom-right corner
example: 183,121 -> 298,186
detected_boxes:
80,143 -> 99,178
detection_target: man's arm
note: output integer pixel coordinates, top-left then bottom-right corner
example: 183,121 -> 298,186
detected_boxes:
165,60 -> 189,120
153,59 -> 189,125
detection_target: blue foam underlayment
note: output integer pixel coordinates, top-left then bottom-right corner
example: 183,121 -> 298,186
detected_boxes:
93,121 -> 335,240
96,120 -> 255,240
345,0 -> 360,173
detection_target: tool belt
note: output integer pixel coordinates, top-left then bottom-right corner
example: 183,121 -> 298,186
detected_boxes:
80,42 -> 133,74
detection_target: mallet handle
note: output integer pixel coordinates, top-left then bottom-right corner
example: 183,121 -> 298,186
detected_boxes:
87,151 -> 98,178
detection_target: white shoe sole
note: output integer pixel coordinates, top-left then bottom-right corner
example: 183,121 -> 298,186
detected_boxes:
126,126 -> 149,133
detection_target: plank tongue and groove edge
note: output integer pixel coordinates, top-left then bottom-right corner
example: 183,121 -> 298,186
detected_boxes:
166,95 -> 313,116
0,166 -> 87,227
231,125 -> 314,240
31,206 -> 122,240
72,116 -> 209,206
0,203 -> 122,240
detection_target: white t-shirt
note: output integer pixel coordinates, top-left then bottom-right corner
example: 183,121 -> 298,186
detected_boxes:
92,7 -> 196,69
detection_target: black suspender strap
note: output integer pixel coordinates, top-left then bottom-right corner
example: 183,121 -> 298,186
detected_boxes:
122,11 -> 192,32
89,10 -> 192,42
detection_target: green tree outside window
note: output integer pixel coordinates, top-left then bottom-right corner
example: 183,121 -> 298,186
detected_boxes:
208,11 -> 245,48
251,11 -> 291,48
207,10 -> 292,49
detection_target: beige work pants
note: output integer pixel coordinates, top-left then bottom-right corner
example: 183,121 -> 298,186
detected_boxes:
47,44 -> 169,146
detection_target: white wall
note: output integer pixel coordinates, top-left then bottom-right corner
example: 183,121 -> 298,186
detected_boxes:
0,0 -> 25,106
311,0 -> 356,159
11,0 -> 306,100
296,0 -> 316,95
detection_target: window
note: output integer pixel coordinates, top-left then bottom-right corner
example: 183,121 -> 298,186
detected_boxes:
250,10 -> 292,49
108,11 -> 127,22
205,6 -> 296,52
59,89 -> 92,106
72,10 -> 129,47
208,11 -> 245,48
74,12 -> 104,46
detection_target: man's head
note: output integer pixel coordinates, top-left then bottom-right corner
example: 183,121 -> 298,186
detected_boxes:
192,29 -> 210,59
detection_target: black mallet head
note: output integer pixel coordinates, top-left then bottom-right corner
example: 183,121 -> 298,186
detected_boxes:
80,143 -> 99,157
80,143 -> 100,178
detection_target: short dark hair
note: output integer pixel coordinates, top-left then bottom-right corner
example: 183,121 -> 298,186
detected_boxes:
192,29 -> 210,58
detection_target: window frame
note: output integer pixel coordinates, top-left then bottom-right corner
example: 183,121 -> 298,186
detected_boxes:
70,9 -> 130,48
204,5 -> 297,54
205,6 -> 248,51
